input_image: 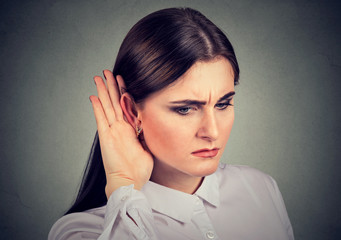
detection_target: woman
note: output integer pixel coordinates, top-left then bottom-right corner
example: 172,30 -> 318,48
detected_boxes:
49,7 -> 294,240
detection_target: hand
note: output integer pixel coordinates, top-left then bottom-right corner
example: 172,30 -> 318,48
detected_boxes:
89,70 -> 153,199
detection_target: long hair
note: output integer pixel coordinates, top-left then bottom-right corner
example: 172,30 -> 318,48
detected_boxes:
66,7 -> 240,215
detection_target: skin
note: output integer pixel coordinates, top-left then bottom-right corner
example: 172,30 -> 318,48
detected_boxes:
136,57 -> 235,194
90,57 -> 235,198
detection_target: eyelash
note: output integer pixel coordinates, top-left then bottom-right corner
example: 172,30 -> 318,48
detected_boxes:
175,107 -> 193,115
215,101 -> 233,110
173,100 -> 233,115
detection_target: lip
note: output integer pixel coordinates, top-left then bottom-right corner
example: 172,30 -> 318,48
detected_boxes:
191,148 -> 219,158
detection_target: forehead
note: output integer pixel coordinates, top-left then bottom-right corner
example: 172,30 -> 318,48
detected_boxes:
148,57 -> 235,102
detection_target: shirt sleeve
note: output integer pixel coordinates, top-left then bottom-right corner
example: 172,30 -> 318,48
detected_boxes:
266,177 -> 295,240
48,184 -> 159,240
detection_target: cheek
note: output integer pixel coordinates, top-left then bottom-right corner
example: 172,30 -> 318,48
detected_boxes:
218,110 -> 234,143
142,113 -> 193,158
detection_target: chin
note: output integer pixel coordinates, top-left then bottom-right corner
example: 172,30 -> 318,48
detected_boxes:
190,159 -> 220,177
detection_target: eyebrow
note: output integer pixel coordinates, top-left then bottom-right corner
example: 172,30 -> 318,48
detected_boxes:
169,91 -> 235,105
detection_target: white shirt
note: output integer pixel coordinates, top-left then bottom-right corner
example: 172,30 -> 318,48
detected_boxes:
49,163 -> 294,240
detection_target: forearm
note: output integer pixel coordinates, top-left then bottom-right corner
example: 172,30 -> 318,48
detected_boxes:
49,185 -> 158,240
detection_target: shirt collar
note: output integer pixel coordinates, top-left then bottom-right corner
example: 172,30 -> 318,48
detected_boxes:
194,172 -> 220,208
141,172 -> 220,223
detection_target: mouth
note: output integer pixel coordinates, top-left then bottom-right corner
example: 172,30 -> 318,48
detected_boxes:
191,148 -> 219,158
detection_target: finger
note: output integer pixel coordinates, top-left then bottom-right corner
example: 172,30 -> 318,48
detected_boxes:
116,75 -> 127,95
89,95 -> 110,134
103,70 -> 123,120
94,75 -> 116,125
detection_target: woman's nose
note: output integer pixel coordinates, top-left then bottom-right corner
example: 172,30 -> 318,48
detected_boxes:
196,111 -> 219,141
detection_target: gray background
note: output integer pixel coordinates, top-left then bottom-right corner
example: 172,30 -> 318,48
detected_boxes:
1,0 -> 340,239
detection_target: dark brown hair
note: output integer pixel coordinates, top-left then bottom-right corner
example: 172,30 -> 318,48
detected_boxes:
66,7 -> 239,214
113,7 -> 239,104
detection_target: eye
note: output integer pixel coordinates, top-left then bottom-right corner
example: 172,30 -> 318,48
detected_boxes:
215,100 -> 233,110
175,107 -> 192,115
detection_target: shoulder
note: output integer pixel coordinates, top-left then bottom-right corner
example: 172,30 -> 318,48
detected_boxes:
48,207 -> 105,240
214,163 -> 294,239
216,162 -> 279,193
217,162 -> 274,181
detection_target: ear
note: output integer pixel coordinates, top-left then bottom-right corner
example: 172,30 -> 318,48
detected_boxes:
120,92 -> 140,128
116,75 -> 140,128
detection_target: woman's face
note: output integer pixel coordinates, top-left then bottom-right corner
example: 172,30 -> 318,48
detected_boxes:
137,57 -> 235,180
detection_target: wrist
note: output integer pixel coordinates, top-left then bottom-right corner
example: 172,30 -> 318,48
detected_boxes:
105,177 -> 141,199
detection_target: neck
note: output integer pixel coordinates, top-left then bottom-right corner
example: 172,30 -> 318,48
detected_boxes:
150,160 -> 204,194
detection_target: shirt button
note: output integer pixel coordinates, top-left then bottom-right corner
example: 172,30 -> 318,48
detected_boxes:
121,195 -> 128,201
206,230 -> 215,239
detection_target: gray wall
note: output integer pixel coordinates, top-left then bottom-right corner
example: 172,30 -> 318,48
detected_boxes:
1,0 -> 340,239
